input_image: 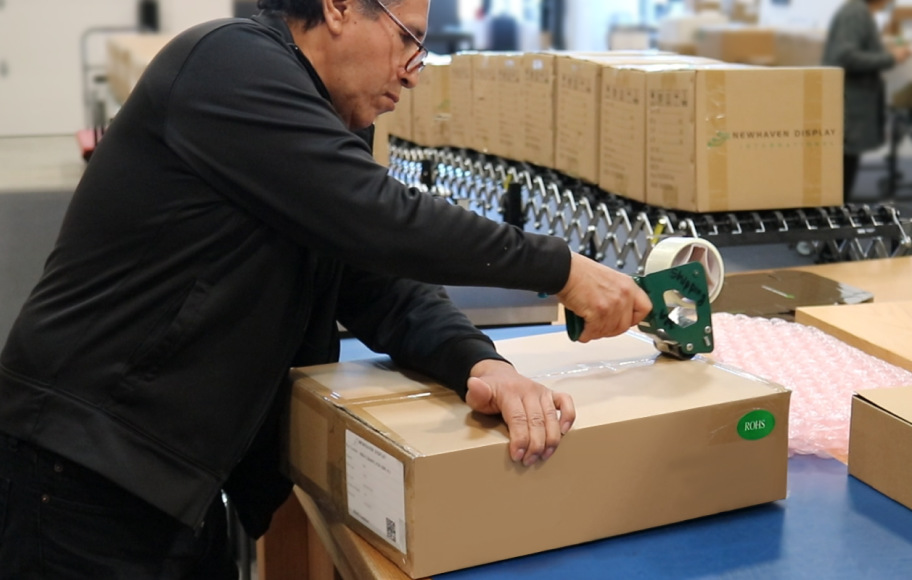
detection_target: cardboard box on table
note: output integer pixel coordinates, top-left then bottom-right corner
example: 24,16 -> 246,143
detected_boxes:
645,65 -> 844,212
849,386 -> 912,511
286,331 -> 791,578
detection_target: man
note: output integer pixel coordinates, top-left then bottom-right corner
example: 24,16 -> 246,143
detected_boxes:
0,0 -> 651,577
822,0 -> 911,200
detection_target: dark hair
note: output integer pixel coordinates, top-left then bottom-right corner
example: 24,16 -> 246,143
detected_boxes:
257,0 -> 403,29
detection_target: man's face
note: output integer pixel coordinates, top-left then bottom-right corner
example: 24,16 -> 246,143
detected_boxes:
325,0 -> 429,130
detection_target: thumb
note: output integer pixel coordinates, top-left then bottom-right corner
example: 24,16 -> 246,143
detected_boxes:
465,377 -> 498,415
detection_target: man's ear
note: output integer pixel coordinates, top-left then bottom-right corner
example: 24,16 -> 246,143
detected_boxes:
324,0 -> 349,34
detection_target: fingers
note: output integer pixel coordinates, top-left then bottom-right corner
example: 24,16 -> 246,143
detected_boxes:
500,387 -> 574,467
466,370 -> 574,467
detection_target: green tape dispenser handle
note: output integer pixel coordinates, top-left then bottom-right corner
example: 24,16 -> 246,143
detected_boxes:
565,308 -> 585,342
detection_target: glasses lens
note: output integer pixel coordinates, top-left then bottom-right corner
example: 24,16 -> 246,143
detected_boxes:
408,48 -> 428,73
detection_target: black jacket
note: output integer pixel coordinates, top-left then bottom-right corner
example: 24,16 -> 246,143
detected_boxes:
0,14 -> 569,535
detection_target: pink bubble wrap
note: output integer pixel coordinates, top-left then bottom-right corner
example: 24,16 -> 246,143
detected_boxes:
709,313 -> 912,459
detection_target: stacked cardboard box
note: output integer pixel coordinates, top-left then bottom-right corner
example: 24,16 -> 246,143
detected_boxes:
448,52 -> 476,150
556,54 -> 717,185
387,86 -> 413,142
494,54 -> 525,161
410,57 -> 451,148
599,59 -> 720,202
644,65 -> 843,212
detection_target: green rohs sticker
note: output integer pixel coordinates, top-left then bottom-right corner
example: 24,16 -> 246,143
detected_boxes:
737,410 -> 775,440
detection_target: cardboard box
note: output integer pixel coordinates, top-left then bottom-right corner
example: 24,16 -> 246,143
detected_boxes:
774,29 -> 825,67
106,33 -> 172,104
372,112 -> 391,167
849,387 -> 912,511
795,301 -> 912,373
411,57 -> 451,148
557,54 -> 719,185
790,256 -> 912,303
495,53 -> 525,161
522,53 -> 557,168
646,65 -> 843,212
388,86 -> 414,142
695,26 -> 776,65
287,331 -> 790,578
600,62 -> 716,201
449,52 -> 476,150
471,53 -> 501,154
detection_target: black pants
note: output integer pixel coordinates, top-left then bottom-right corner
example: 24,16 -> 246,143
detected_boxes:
0,434 -> 238,579
844,153 -> 860,200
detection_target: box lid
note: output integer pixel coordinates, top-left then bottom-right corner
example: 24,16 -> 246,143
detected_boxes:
295,331 -> 785,457
855,386 -> 912,424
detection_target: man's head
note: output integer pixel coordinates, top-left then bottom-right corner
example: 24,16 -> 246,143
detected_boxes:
262,0 -> 429,130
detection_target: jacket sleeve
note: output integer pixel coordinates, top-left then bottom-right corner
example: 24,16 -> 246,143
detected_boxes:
335,265 -> 507,399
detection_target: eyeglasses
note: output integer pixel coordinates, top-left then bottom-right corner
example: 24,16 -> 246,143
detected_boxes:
372,0 -> 428,73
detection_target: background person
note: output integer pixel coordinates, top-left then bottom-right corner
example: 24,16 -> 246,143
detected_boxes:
822,0 -> 912,200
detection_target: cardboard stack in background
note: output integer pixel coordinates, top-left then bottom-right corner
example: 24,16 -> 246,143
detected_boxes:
695,25 -> 776,65
774,29 -> 826,67
448,52 -> 476,150
599,58 -> 721,202
556,53 -> 714,185
286,331 -> 790,579
386,86 -> 414,143
522,52 -> 558,168
471,53 -> 501,155
410,56 -> 451,148
645,64 -> 844,212
657,11 -> 729,56
494,53 -> 525,161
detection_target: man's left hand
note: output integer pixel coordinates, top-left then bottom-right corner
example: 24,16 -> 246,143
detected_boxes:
465,359 -> 576,467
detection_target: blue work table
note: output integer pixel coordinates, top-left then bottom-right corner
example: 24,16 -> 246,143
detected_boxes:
258,326 -> 912,580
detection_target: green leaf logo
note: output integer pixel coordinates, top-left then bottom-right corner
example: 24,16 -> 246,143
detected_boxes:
707,131 -> 730,148
737,410 -> 775,440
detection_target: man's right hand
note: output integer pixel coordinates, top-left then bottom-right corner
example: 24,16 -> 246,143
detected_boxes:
555,252 -> 652,342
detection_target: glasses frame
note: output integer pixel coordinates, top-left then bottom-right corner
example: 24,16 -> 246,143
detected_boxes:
372,0 -> 428,73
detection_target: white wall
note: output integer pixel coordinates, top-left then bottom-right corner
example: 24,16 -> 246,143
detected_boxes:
0,0 -> 234,137
758,0 -> 843,30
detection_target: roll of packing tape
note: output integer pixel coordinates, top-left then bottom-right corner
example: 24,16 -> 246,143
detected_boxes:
644,237 -> 725,303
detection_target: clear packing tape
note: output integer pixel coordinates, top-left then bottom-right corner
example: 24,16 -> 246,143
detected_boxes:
710,313 -> 912,460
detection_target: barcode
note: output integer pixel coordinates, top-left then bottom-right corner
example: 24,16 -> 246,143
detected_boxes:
386,517 -> 396,542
